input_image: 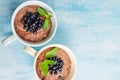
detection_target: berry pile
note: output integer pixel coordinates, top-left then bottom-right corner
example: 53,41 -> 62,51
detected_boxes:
46,56 -> 64,75
21,12 -> 44,33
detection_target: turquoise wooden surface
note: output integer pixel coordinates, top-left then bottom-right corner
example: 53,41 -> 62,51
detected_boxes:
0,0 -> 120,80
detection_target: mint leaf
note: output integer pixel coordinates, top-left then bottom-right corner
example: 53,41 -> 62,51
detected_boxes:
40,60 -> 56,76
37,7 -> 53,18
37,7 -> 53,31
46,48 -> 59,58
40,62 -> 48,76
37,7 -> 47,17
46,60 -> 56,65
45,13 -> 53,18
43,19 -> 50,31
48,13 -> 52,17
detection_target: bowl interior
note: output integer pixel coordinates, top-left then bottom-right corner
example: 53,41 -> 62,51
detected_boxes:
11,0 -> 57,46
34,44 -> 77,80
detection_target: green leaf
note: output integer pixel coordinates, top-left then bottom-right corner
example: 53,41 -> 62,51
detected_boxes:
40,62 -> 48,76
46,48 -> 59,58
37,7 -> 53,31
43,19 -> 50,31
48,13 -> 52,17
45,13 -> 53,18
37,7 -> 53,18
46,60 -> 56,65
37,7 -> 47,17
40,60 -> 56,76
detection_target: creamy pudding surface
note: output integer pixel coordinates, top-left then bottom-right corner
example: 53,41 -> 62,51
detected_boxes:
14,5 -> 52,42
36,47 -> 71,80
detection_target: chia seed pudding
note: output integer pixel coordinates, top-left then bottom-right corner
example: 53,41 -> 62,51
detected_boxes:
14,5 -> 52,42
36,47 -> 71,80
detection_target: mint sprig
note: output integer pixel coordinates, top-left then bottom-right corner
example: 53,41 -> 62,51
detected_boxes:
37,7 -> 52,31
45,13 -> 53,18
43,19 -> 50,31
39,48 -> 59,76
40,60 -> 56,76
37,7 -> 47,17
46,48 -> 59,58
40,62 -> 48,76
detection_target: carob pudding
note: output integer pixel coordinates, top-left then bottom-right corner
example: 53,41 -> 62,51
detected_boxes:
14,5 -> 52,42
36,47 -> 71,80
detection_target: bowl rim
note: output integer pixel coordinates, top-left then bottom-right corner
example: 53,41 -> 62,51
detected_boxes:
11,0 -> 57,46
33,44 -> 77,80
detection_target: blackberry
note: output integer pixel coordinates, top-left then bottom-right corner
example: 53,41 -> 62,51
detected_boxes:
46,56 -> 64,75
21,11 -> 44,33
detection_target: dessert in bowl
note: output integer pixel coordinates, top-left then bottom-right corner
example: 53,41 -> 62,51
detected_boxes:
24,44 -> 77,80
2,0 -> 57,46
14,5 -> 52,42
36,47 -> 71,80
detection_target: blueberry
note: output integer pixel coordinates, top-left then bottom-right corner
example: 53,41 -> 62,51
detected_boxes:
35,27 -> 38,31
32,27 -> 36,30
26,27 -> 30,30
56,62 -> 60,66
34,12 -> 39,17
52,57 -> 56,61
58,68 -> 62,73
24,23 -> 28,26
54,60 -> 57,63
23,16 -> 27,20
50,70 -> 53,74
22,17 -> 27,23
38,24 -> 42,28
58,76 -> 62,80
36,17 -> 40,20
24,26 -> 28,30
32,23 -> 35,26
30,15 -> 34,19
49,67 -> 52,70
26,12 -> 33,17
59,62 -> 63,66
38,19 -> 41,24
38,27 -> 41,30
58,64 -> 62,68
41,20 -> 44,24
37,18 -> 40,22
54,70 -> 57,75
56,66 -> 60,70
33,14 -> 36,18
27,19 -> 30,23
35,21 -> 38,24
33,30 -> 37,33
48,58 -> 52,60
23,19 -> 28,24
50,57 -> 54,60
29,28 -> 33,31
29,25 -> 33,28
56,58 -> 59,63
52,65 -> 55,70
21,18 -> 24,23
